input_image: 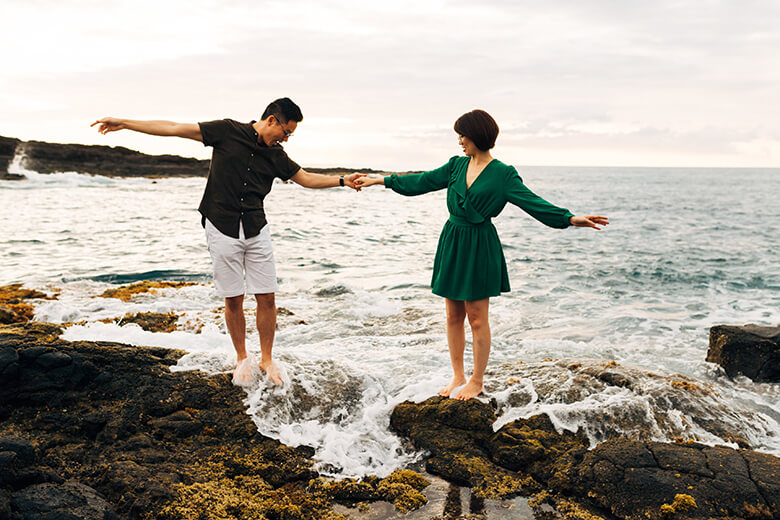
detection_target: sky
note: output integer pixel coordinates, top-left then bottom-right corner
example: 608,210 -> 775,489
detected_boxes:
1,0 -> 779,170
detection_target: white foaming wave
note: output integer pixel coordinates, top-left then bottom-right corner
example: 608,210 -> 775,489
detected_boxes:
34,282 -> 218,325
347,289 -> 402,318
235,353 -> 426,478
486,359 -> 780,456
62,321 -> 231,353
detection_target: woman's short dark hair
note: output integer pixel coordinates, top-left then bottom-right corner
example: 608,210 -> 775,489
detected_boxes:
262,97 -> 303,124
453,110 -> 499,151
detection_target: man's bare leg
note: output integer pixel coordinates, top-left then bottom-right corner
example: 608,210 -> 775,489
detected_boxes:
255,293 -> 282,384
455,298 -> 490,400
225,295 -> 250,380
440,298 -> 468,397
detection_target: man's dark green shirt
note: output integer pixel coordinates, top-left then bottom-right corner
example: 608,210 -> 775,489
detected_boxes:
198,119 -> 300,239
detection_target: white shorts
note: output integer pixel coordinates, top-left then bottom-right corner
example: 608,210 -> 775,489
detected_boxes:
204,218 -> 278,298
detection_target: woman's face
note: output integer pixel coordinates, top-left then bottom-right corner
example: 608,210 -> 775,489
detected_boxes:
458,134 -> 477,156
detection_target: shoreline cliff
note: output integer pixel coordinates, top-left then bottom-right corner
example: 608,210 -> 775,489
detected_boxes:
0,135 -> 408,180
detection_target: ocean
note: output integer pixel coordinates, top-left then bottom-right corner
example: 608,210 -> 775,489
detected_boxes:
2,160 -> 779,479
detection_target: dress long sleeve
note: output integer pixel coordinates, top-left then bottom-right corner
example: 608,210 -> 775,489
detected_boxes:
505,168 -> 573,229
383,160 -> 452,196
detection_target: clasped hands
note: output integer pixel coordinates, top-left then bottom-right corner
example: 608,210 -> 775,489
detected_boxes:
343,174 -> 383,191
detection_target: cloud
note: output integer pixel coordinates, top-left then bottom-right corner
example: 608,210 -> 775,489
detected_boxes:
1,0 -> 778,168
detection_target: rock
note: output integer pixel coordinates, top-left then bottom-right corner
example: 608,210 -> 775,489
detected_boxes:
390,395 -> 780,520
97,281 -> 195,302
390,397 -> 539,498
0,304 -> 30,325
0,136 -> 20,175
0,438 -> 36,467
308,469 -> 430,513
115,312 -> 181,333
16,139 -> 210,178
707,324 -> 780,382
10,481 -> 118,520
0,322 -> 360,519
563,438 -> 780,520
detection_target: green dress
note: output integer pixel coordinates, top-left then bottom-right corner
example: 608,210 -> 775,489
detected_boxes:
384,156 -> 573,301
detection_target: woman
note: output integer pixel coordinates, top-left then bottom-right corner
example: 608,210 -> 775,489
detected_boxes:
355,110 -> 608,400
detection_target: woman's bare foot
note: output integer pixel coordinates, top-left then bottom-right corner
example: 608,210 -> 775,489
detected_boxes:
454,380 -> 484,400
260,360 -> 283,385
439,377 -> 467,397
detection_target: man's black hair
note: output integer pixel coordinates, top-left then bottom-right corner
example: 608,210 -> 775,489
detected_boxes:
261,98 -> 303,124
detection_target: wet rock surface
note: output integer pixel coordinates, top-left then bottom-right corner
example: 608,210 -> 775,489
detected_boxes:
1,321 -> 430,520
391,396 -> 780,520
0,284 -> 56,325
707,324 -> 780,382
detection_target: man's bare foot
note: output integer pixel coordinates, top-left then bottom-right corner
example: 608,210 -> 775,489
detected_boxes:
454,380 -> 484,400
439,377 -> 467,397
232,357 -> 253,386
260,360 -> 283,385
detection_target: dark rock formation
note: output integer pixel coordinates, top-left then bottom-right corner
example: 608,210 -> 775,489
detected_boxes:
0,136 -> 21,179
0,321 -> 368,519
707,324 -> 780,382
391,396 -> 780,520
564,438 -> 779,520
0,134 -> 410,180
17,140 -> 210,178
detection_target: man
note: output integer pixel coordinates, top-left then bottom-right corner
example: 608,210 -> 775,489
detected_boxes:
92,98 -> 364,384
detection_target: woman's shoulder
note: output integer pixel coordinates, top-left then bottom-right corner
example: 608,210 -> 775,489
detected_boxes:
487,158 -> 516,174
447,155 -> 469,166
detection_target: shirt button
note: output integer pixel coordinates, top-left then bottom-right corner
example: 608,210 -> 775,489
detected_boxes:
243,183 -> 247,186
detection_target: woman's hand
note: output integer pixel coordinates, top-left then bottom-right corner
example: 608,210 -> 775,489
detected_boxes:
343,173 -> 367,191
354,177 -> 384,189
569,215 -> 609,230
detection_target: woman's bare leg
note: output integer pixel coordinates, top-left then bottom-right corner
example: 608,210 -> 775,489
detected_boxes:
455,298 -> 490,400
440,298 -> 468,396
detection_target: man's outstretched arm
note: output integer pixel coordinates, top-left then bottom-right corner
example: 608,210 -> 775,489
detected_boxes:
290,169 -> 365,190
91,117 -> 202,142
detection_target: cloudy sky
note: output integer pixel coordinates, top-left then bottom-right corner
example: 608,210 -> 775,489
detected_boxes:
1,0 -> 779,170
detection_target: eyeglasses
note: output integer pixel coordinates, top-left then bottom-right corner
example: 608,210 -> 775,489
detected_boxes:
275,117 -> 294,139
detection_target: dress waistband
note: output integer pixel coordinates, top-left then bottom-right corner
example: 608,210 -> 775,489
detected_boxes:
448,215 -> 491,227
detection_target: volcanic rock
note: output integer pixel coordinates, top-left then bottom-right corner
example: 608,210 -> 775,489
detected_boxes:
707,324 -> 780,382
0,321 -> 372,519
391,396 -> 780,520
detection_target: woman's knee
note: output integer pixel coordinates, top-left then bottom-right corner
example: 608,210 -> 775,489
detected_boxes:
465,303 -> 489,330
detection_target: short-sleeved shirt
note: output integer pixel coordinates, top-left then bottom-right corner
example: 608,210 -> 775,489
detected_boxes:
198,119 -> 300,239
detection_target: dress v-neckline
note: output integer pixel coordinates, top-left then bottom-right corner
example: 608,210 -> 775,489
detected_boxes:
465,158 -> 495,191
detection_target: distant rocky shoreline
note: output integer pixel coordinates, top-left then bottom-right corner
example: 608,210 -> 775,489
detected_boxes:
0,135 -> 404,180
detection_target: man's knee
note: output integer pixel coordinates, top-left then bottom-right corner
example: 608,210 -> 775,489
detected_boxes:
255,293 -> 275,310
225,295 -> 244,311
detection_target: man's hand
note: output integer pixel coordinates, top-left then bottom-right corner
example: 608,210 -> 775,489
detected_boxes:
91,117 -> 126,134
343,173 -> 367,191
569,215 -> 609,230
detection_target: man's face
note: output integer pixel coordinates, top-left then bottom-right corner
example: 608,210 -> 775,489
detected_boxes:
267,115 -> 297,146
